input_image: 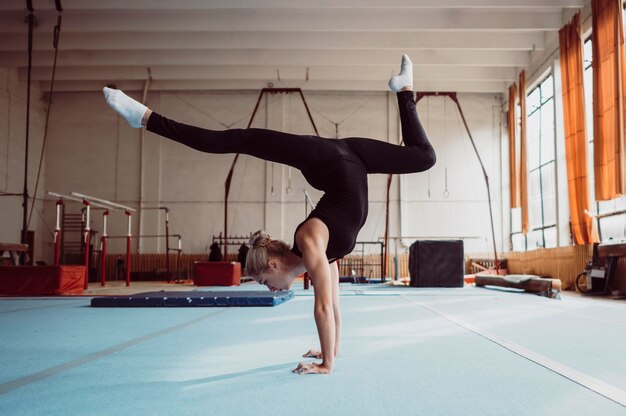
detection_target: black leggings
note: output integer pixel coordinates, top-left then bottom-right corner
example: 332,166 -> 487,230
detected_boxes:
146,91 -> 436,175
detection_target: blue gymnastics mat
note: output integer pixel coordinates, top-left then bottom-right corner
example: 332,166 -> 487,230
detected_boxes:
90,290 -> 294,307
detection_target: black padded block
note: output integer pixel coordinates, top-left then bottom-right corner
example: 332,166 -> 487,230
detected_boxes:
90,290 -> 294,307
409,240 -> 464,287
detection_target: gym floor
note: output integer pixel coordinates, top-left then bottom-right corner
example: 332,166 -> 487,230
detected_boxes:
1,283 -> 625,416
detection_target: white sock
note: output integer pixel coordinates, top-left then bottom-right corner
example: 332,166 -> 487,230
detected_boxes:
102,87 -> 147,128
388,54 -> 413,92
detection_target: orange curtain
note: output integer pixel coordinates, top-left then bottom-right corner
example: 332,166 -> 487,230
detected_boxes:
559,12 -> 596,244
519,71 -> 529,234
592,0 -> 626,200
508,84 -> 520,208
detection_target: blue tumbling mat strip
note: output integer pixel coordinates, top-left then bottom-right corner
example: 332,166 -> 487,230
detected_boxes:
90,290 -> 294,307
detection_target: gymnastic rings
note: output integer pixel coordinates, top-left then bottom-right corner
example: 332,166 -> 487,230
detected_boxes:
443,167 -> 450,199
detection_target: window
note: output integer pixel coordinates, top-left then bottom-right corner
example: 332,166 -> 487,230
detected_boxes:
511,101 -> 523,250
511,74 -> 557,251
582,37 -> 626,242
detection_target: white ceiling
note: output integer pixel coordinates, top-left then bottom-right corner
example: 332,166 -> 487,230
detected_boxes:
0,0 -> 586,95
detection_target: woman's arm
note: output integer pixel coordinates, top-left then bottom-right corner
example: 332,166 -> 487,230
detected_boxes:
302,260 -> 341,360
293,219 -> 335,375
310,252 -> 335,372
330,261 -> 341,357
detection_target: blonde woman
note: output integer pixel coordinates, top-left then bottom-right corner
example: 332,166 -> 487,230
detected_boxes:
103,55 -> 435,374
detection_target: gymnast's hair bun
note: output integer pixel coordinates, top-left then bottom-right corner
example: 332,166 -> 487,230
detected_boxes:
249,230 -> 272,248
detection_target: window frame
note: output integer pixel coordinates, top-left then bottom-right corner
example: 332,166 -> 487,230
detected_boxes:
510,73 -> 558,251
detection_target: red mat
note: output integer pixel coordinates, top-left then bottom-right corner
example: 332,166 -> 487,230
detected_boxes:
0,265 -> 85,296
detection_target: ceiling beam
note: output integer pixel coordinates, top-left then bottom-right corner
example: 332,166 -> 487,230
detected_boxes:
0,49 -> 531,67
0,31 -> 547,52
41,79 -> 508,94
0,0 -> 585,11
22,65 -> 518,82
0,9 -> 563,33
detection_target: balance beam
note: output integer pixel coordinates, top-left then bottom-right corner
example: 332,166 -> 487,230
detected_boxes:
474,274 -> 561,298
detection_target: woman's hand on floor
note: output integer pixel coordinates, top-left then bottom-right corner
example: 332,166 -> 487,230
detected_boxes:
292,362 -> 331,375
302,349 -> 323,359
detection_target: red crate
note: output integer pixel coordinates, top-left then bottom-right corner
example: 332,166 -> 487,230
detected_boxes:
193,262 -> 241,286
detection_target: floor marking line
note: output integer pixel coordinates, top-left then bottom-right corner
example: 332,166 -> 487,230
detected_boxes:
0,309 -> 228,395
530,304 -> 626,327
0,301 -> 85,315
401,295 -> 626,408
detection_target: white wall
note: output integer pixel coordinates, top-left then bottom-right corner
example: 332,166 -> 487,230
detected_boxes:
35,88 -> 504,262
0,67 -> 47,260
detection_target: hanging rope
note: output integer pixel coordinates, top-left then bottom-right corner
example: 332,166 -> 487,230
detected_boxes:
426,97 -> 431,198
21,0 -> 35,244
27,4 -> 63,230
442,97 -> 449,198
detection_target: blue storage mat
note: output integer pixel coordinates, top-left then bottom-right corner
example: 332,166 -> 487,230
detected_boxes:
90,290 -> 294,307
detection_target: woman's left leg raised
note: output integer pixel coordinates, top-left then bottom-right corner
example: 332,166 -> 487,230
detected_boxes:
342,91 -> 436,175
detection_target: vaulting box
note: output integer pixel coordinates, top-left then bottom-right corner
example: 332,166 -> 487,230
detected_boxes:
409,240 -> 464,287
193,262 -> 241,286
0,265 -> 85,296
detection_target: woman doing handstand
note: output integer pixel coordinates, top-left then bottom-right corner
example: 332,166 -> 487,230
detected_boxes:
103,54 -> 436,375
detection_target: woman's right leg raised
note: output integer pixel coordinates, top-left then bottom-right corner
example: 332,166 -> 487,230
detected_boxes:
145,112 -> 318,171
103,87 -> 319,171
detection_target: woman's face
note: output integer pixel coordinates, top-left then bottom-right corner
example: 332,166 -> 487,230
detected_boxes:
255,259 -> 293,292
